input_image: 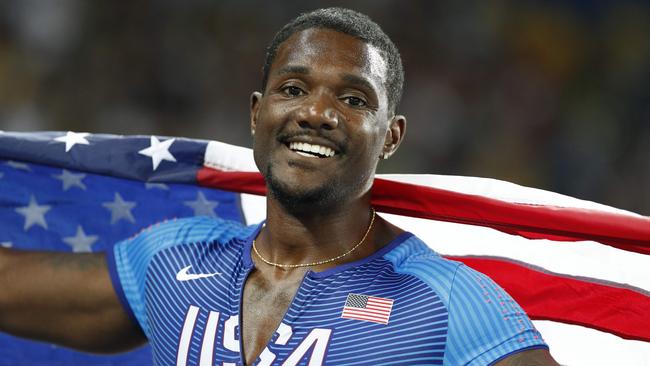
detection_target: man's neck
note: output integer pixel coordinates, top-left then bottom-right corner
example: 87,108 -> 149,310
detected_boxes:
255,196 -> 380,270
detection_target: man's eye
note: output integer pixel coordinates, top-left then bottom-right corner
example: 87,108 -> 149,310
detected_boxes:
283,86 -> 304,97
342,96 -> 367,107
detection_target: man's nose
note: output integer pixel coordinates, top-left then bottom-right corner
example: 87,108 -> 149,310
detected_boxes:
297,94 -> 340,130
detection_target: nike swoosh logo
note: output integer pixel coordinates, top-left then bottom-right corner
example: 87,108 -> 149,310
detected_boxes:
176,265 -> 221,281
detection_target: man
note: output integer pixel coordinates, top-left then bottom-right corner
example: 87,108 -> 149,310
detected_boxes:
0,8 -> 559,365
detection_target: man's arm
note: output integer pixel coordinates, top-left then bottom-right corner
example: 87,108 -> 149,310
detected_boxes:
0,247 -> 146,353
495,348 -> 560,366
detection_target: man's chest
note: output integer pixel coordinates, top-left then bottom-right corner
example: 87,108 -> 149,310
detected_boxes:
240,270 -> 306,365
143,247 -> 449,365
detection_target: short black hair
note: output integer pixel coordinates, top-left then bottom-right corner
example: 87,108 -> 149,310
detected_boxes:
262,7 -> 404,114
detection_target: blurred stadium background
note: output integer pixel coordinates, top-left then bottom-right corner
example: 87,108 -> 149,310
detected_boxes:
0,0 -> 648,215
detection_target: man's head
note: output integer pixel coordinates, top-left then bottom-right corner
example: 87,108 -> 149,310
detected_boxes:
262,7 -> 404,115
250,8 -> 406,212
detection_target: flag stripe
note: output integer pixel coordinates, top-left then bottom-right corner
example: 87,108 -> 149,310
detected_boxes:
371,178 -> 649,253
342,307 -> 392,316
383,212 -> 649,293
448,256 -> 650,342
341,311 -> 390,324
196,168 -> 650,254
532,320 -> 650,366
340,312 -> 389,324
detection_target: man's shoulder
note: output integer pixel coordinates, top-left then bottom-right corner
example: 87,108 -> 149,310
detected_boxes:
383,233 -> 466,302
116,215 -> 256,254
384,233 -> 463,274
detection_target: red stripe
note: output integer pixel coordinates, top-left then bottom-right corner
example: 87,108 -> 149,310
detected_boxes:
196,168 -> 650,254
446,256 -> 650,342
368,297 -> 393,305
198,169 -> 266,196
341,310 -> 390,323
342,308 -> 391,318
342,307 -> 391,316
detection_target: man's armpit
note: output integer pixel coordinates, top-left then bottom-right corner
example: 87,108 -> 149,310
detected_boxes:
494,348 -> 560,366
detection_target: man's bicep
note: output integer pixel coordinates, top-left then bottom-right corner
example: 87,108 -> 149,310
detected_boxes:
0,248 -> 146,353
494,349 -> 560,366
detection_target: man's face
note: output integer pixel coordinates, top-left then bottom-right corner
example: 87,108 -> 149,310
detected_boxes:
250,28 -> 401,209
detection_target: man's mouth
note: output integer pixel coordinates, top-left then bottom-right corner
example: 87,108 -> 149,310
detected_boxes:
288,142 -> 336,158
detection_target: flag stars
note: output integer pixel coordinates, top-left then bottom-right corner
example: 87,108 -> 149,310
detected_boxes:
63,226 -> 98,252
15,195 -> 52,230
138,136 -> 176,170
184,191 -> 219,217
102,192 -> 137,224
54,131 -> 91,152
52,169 -> 87,191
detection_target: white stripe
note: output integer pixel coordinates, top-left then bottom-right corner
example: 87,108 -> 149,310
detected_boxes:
533,320 -> 650,366
204,141 -> 257,172
382,213 -> 650,293
241,193 -> 266,225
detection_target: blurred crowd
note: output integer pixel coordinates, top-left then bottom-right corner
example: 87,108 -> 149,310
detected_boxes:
1,0 -> 648,214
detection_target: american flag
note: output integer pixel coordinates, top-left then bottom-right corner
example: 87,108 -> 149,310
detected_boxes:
341,293 -> 394,325
0,131 -> 245,365
1,131 -> 649,365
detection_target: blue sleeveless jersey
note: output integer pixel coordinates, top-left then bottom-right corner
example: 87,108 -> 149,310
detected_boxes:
107,216 -> 547,365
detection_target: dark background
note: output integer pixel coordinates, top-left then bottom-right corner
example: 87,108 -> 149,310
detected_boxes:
1,0 -> 648,214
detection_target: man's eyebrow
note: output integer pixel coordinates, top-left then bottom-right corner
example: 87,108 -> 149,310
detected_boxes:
275,65 -> 310,76
340,73 -> 376,93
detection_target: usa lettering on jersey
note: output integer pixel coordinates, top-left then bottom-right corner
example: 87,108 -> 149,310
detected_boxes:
177,305 -> 332,366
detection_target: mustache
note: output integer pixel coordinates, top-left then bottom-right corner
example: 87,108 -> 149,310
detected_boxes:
276,130 -> 347,153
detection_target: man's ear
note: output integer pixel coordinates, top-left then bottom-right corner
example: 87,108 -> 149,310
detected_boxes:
381,115 -> 406,159
250,92 -> 263,136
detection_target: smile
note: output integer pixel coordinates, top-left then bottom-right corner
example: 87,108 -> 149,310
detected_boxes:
288,142 -> 336,158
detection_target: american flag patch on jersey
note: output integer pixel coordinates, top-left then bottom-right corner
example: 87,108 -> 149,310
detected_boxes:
341,293 -> 394,324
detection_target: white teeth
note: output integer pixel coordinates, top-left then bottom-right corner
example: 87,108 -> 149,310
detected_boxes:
289,142 -> 335,157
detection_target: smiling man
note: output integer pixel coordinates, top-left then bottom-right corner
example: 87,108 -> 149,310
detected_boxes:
0,8 -> 559,366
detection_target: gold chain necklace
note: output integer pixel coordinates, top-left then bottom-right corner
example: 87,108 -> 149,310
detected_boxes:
252,208 -> 376,269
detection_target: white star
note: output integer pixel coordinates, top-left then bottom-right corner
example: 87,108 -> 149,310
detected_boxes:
62,226 -> 98,252
6,161 -> 31,171
15,195 -> 52,230
53,131 -> 91,152
145,182 -> 169,190
102,192 -> 136,224
52,169 -> 87,191
1,242 -> 13,248
184,191 -> 219,217
138,136 -> 176,170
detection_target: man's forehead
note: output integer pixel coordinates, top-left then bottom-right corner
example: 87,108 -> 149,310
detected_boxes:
364,45 -> 388,85
273,28 -> 388,87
